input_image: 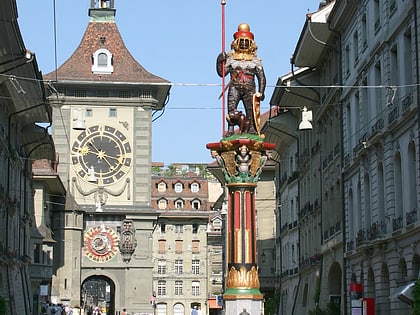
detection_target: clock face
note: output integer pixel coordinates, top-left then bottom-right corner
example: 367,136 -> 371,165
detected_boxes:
71,124 -> 132,185
84,226 -> 119,263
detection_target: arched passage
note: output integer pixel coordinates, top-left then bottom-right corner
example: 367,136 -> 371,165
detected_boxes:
328,262 -> 342,295
81,275 -> 115,315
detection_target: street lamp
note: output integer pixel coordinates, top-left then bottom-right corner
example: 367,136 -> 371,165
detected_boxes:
299,106 -> 313,130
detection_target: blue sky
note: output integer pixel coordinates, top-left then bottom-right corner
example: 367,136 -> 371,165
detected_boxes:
16,0 -> 321,166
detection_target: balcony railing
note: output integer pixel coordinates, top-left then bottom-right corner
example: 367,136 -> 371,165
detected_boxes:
392,215 -> 403,231
406,209 -> 418,225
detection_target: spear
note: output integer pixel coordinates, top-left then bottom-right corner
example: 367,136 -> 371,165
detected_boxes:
221,0 -> 226,137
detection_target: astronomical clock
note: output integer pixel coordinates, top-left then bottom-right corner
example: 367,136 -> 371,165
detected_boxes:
84,225 -> 119,263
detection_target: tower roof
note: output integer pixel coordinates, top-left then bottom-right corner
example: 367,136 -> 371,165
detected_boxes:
44,2 -> 169,85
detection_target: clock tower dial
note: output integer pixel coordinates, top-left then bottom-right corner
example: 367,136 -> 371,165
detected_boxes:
71,124 -> 132,185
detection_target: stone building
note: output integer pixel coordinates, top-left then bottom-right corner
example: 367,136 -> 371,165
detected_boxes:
44,1 -> 170,314
263,0 -> 420,314
332,0 -> 420,314
150,163 -> 223,315
31,160 -> 66,315
0,1 -> 56,314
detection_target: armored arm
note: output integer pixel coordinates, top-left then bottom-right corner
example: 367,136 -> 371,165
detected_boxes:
255,58 -> 266,101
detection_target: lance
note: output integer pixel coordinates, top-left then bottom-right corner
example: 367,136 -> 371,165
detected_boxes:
221,0 -> 226,136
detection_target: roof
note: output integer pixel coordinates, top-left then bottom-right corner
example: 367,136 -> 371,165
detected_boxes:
44,21 -> 169,84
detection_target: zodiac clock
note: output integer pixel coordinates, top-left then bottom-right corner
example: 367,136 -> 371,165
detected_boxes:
84,226 -> 119,263
71,124 -> 132,186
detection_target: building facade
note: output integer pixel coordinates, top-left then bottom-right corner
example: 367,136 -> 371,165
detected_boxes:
0,1 -> 56,314
150,164 -> 223,315
332,0 -> 420,314
263,0 -> 420,314
32,160 -> 66,315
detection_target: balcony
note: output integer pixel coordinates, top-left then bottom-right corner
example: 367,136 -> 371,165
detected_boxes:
355,229 -> 366,247
346,240 -> 354,251
401,93 -> 413,114
406,209 -> 418,225
392,215 -> 403,231
388,106 -> 399,125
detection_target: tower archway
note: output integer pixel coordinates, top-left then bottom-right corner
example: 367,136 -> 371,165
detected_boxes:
81,275 -> 115,315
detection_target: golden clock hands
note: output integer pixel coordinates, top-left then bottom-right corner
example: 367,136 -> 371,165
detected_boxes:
86,141 -> 117,165
99,156 -> 116,170
100,153 -> 126,164
87,141 -> 102,154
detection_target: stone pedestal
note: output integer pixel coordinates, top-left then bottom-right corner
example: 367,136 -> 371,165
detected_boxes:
207,136 -> 275,315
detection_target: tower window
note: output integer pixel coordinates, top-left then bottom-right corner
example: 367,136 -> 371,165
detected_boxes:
92,48 -> 114,74
109,108 -> 117,117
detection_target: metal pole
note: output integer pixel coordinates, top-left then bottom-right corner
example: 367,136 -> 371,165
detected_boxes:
221,0 -> 226,137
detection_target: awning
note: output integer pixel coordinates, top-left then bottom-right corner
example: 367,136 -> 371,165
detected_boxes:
389,281 -> 416,306
208,298 -> 222,309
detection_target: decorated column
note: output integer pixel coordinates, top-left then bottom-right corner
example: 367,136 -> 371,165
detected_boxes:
207,138 -> 274,314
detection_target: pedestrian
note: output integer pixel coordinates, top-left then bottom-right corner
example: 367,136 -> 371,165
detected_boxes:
191,306 -> 198,315
121,308 -> 127,315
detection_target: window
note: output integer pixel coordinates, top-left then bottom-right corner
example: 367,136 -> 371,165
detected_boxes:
160,224 -> 166,234
175,224 -> 183,234
175,200 -> 184,209
158,259 -> 167,274
175,259 -> 183,275
118,91 -> 131,98
192,240 -> 200,254
374,0 -> 381,32
33,243 -> 41,264
157,280 -> 166,296
98,53 -> 107,66
174,182 -> 183,193
192,259 -> 200,275
344,45 -> 350,75
158,199 -> 167,210
191,182 -> 199,193
174,281 -> 183,296
158,182 -> 167,192
361,14 -> 367,48
212,219 -> 222,232
191,200 -> 200,210
175,240 -> 183,254
158,240 -> 166,254
192,224 -> 199,234
157,304 -> 167,315
91,48 -> 113,74
109,108 -> 117,117
353,31 -> 359,63
192,281 -> 200,296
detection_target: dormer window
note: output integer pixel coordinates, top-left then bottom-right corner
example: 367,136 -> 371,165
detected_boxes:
158,199 -> 168,210
175,199 -> 184,209
191,182 -> 200,193
174,182 -> 183,193
157,182 -> 167,192
191,199 -> 201,210
92,48 -> 113,74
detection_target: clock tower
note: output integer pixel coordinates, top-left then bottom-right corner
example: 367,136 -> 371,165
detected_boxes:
45,1 -> 171,313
